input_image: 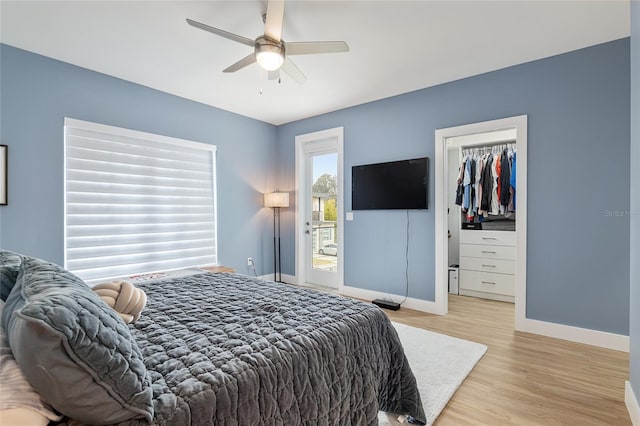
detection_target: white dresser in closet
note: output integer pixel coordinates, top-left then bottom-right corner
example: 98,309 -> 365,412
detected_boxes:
459,230 -> 515,303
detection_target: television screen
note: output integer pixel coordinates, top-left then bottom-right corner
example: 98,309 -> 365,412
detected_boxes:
352,157 -> 428,210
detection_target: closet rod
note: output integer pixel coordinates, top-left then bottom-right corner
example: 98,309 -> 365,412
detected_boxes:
459,138 -> 516,149
461,141 -> 516,157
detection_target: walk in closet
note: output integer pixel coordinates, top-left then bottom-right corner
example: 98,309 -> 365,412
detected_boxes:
448,133 -> 517,303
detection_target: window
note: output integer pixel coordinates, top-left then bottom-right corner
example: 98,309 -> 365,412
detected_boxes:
64,118 -> 217,284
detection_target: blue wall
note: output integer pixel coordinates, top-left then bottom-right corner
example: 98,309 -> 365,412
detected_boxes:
629,0 -> 640,404
0,38 -> 633,337
277,39 -> 631,335
0,44 -> 277,276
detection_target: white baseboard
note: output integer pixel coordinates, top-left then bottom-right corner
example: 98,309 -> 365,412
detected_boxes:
340,285 -> 441,314
627,381 -> 640,425
519,317 -> 629,352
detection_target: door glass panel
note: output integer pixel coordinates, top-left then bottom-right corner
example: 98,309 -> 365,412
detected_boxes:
311,153 -> 338,272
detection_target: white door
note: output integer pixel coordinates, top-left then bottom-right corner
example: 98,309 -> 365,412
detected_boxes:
295,128 -> 344,290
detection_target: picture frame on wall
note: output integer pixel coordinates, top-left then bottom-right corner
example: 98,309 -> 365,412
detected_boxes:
0,145 -> 6,205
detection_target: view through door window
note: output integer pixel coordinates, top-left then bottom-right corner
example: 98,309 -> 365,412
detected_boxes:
312,153 -> 338,272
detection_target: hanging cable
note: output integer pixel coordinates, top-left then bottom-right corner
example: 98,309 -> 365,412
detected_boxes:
399,209 -> 410,305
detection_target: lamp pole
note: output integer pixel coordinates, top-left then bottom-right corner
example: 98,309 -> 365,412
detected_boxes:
277,207 -> 282,283
273,207 -> 277,282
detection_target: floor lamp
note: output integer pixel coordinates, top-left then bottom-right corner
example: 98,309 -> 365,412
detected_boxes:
264,191 -> 289,283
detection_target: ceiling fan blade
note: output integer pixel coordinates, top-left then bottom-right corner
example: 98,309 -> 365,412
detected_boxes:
223,54 -> 257,73
281,58 -> 306,84
186,18 -> 255,47
285,41 -> 350,56
264,0 -> 285,41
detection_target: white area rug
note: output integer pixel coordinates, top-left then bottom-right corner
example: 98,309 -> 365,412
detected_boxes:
378,322 -> 487,425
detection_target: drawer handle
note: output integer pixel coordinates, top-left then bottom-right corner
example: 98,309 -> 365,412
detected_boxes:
482,264 -> 496,268
481,281 -> 496,285
482,251 -> 496,254
481,237 -> 497,240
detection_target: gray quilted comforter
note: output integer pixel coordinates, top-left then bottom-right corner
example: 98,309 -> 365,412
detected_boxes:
128,273 -> 426,425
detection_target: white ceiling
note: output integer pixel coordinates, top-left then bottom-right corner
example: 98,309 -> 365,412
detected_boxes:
0,1 -> 630,125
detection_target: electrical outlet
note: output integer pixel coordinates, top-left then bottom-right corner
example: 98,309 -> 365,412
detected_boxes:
247,257 -> 253,266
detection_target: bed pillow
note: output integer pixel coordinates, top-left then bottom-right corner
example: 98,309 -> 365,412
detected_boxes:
0,300 -> 62,424
2,256 -> 154,424
0,250 -> 22,302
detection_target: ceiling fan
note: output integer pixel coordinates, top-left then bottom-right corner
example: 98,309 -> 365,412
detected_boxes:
186,0 -> 349,84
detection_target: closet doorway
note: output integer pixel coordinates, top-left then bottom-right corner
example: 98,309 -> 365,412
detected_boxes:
434,116 -> 527,331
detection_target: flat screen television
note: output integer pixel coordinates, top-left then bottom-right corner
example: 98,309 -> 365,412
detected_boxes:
352,157 -> 428,210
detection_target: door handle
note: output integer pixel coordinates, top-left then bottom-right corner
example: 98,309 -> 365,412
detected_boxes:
305,230 -> 310,234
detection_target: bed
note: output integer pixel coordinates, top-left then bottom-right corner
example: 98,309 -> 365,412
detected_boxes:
1,251 -> 426,425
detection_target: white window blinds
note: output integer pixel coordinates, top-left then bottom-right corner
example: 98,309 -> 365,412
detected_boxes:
64,118 -> 217,284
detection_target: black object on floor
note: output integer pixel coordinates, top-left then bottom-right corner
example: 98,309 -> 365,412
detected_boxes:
372,299 -> 401,311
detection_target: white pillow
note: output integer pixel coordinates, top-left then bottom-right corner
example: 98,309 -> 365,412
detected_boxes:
0,300 -> 62,423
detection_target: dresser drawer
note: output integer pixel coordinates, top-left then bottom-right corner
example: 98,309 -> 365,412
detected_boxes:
460,257 -> 515,275
460,244 -> 516,260
460,270 -> 515,296
460,230 -> 516,246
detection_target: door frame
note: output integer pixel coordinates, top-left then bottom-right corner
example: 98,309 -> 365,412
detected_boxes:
295,127 -> 344,291
434,115 -> 527,330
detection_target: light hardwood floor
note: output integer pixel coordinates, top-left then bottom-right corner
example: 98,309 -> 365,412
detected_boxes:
384,295 -> 631,425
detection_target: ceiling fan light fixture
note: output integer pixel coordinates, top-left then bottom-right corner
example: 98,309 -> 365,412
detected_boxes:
187,0 -> 349,84
255,37 -> 284,71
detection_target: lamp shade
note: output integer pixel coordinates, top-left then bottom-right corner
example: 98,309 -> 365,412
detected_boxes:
255,38 -> 285,71
256,50 -> 284,71
264,192 -> 289,208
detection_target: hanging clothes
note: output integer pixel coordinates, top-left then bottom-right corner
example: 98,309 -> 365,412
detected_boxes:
455,161 -> 465,206
475,156 -> 483,216
468,157 -> 476,218
480,153 -> 494,213
491,153 -> 500,215
477,155 -> 486,215
499,148 -> 511,208
462,156 -> 472,211
458,143 -> 517,223
510,152 -> 517,211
